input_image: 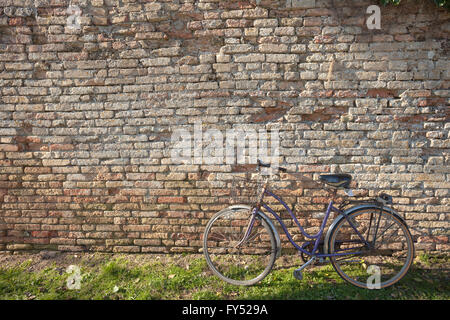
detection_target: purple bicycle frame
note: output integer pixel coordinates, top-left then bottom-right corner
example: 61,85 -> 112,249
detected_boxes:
250,189 -> 370,258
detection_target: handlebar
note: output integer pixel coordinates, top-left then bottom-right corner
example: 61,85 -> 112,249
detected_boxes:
257,159 -> 287,172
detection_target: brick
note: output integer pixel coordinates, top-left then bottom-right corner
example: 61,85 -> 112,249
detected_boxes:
254,19 -> 278,28
221,44 -> 254,54
0,144 -> 19,151
141,58 -> 171,67
304,17 -> 322,26
281,18 -> 303,27
157,197 -> 186,204
266,54 -> 299,63
300,71 -> 317,80
234,53 -> 265,63
363,61 -> 388,71
258,44 -> 288,53
242,8 -> 268,18
291,44 -> 307,53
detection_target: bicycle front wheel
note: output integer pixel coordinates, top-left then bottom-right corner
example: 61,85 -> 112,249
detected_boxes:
328,207 -> 415,289
203,208 -> 277,286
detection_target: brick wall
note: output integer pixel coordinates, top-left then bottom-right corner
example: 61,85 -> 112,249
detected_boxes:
0,0 -> 449,254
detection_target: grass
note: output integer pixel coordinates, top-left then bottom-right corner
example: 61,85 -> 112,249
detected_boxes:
0,252 -> 448,300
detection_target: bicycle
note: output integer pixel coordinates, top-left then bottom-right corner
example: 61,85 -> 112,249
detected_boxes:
203,160 -> 415,289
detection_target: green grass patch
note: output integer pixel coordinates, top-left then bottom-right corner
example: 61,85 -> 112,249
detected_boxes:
0,253 -> 448,300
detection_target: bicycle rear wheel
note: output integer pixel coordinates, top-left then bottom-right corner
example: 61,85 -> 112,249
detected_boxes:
203,208 -> 277,286
328,207 -> 414,289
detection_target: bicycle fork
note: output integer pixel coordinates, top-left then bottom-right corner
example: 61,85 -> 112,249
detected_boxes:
234,207 -> 258,248
234,177 -> 269,248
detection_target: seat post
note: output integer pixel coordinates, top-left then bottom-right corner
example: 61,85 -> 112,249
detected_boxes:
329,188 -> 337,201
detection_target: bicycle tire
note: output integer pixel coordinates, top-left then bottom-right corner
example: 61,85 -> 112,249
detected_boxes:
327,207 -> 415,289
203,208 -> 277,286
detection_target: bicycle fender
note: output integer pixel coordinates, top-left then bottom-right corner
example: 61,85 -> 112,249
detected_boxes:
216,205 -> 281,258
323,204 -> 405,255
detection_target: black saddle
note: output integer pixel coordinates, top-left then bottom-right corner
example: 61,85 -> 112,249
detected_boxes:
319,174 -> 352,189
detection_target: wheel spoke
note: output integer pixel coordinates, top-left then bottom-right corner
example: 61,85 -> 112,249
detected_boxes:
372,221 -> 396,244
373,223 -> 400,249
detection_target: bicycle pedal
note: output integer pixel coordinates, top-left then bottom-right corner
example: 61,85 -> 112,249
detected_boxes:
293,269 -> 303,281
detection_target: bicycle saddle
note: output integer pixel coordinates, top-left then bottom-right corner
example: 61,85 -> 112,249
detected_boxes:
319,174 -> 352,189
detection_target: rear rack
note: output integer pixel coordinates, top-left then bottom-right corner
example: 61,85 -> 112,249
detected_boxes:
338,193 -> 393,212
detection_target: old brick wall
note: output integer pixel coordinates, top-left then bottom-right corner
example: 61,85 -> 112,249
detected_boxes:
0,0 -> 448,254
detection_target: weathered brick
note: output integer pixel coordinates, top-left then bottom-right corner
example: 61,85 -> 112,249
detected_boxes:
141,57 -> 171,67
234,53 -> 265,63
258,44 -> 288,53
254,19 -> 278,28
266,54 -> 299,63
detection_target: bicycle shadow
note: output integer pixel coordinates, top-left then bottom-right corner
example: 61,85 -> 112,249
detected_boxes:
238,264 -> 449,300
